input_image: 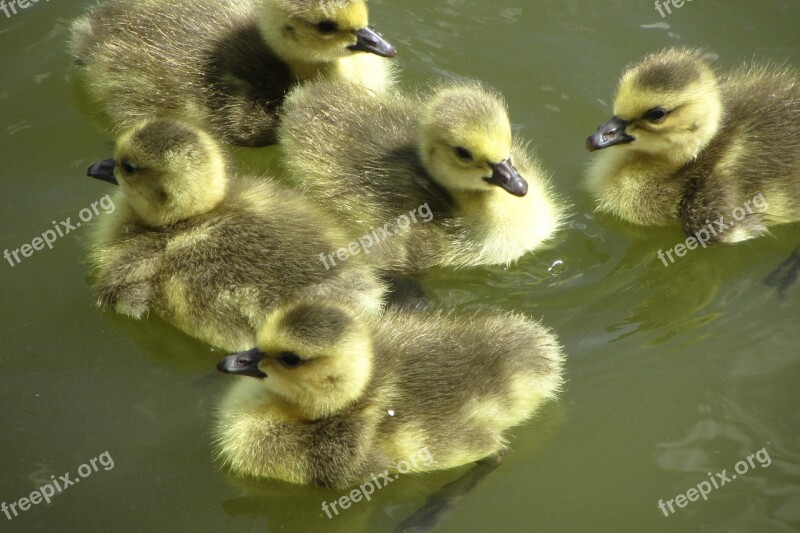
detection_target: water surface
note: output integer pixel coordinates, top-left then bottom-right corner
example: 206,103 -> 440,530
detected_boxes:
1,0 -> 798,531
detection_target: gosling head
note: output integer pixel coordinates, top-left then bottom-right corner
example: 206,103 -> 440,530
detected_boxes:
586,48 -> 723,165
217,303 -> 373,420
87,118 -> 227,227
419,84 -> 528,198
259,0 -> 396,65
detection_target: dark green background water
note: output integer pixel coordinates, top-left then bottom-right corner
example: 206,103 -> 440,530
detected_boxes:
1,0 -> 798,531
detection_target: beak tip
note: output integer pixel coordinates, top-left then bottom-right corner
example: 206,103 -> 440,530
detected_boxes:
487,159 -> 528,197
87,159 -> 119,185
350,27 -> 396,58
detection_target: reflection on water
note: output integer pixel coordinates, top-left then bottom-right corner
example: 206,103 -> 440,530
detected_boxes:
0,0 -> 798,532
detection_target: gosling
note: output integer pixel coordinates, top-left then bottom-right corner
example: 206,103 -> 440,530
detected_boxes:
586,48 -> 800,243
278,80 -> 563,271
70,0 -> 397,147
86,118 -> 385,352
215,301 -> 564,488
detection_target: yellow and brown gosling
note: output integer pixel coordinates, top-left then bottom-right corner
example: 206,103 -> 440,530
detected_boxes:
586,48 -> 800,243
70,0 -> 397,147
278,79 -> 564,272
215,300 -> 564,488
86,118 -> 385,352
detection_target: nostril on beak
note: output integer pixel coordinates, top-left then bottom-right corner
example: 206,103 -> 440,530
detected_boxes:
602,124 -> 625,142
236,353 -> 257,368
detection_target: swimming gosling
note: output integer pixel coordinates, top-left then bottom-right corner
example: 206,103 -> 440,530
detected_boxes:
70,0 -> 397,147
586,48 -> 800,243
86,118 -> 385,352
215,301 -> 564,488
278,80 -> 563,271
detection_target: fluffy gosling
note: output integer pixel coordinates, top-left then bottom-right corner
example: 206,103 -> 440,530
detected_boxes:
86,118 -> 385,352
70,0 -> 397,146
278,80 -> 563,272
586,48 -> 800,243
215,301 -> 564,488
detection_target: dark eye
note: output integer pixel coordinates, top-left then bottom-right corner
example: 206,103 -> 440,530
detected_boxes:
278,352 -> 303,368
454,147 -> 474,161
120,161 -> 137,175
643,107 -> 669,123
317,20 -> 338,33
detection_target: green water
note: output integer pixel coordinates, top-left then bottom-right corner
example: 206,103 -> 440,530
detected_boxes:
1,0 -> 798,531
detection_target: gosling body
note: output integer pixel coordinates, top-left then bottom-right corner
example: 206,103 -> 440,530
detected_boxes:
215,302 -> 564,488
587,48 -> 800,242
70,0 -> 396,147
278,80 -> 562,271
87,119 -> 385,352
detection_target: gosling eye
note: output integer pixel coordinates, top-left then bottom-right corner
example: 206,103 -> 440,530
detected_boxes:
278,352 -> 304,369
454,147 -> 474,161
316,20 -> 339,34
120,160 -> 138,175
643,107 -> 669,123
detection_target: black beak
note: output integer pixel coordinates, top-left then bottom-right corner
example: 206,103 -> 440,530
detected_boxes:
217,348 -> 267,379
348,27 -> 397,58
87,159 -> 118,185
484,159 -> 528,197
586,116 -> 634,151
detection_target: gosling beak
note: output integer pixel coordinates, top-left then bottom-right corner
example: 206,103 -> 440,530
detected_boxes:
87,159 -> 118,186
348,27 -> 397,58
586,116 -> 634,151
484,159 -> 528,197
217,348 -> 267,379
